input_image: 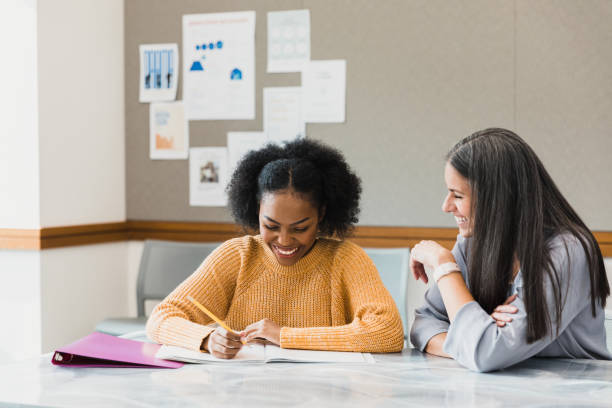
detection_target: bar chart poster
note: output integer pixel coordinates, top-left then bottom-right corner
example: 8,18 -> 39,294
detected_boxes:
149,101 -> 189,160
139,43 -> 179,102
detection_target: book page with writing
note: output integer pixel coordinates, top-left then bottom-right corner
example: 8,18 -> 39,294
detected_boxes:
156,344 -> 265,363
264,345 -> 374,363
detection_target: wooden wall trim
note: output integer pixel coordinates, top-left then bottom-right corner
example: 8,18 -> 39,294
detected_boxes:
125,221 -> 460,249
0,228 -> 42,250
593,231 -> 612,258
127,220 -> 242,243
40,222 -> 129,249
1,221 -> 611,256
351,226 -> 459,249
0,223 -> 129,250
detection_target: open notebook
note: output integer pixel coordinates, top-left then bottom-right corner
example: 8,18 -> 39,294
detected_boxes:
156,343 -> 375,364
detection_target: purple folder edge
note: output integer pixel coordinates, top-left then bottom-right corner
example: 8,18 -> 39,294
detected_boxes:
51,331 -> 183,369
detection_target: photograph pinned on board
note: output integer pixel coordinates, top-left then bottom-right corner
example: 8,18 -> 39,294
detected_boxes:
149,101 -> 188,160
139,43 -> 179,102
189,147 -> 229,207
200,161 -> 219,183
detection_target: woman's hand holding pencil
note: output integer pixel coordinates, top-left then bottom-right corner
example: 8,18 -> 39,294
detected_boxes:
187,295 -> 281,359
202,327 -> 244,359
187,296 -> 245,359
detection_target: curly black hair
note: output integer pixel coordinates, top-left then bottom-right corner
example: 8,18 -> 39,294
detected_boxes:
227,138 -> 361,239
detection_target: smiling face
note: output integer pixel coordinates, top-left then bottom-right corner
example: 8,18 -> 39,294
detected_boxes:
259,190 -> 321,266
442,162 -> 474,237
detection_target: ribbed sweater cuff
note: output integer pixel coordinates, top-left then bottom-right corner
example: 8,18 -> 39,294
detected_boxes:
158,317 -> 215,351
280,326 -> 353,351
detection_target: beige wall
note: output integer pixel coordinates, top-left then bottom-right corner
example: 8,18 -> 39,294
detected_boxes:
515,0 -> 612,231
0,0 -> 39,229
38,0 -> 125,227
40,243 -> 129,353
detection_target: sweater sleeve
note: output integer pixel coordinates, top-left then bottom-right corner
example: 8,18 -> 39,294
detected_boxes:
409,238 -> 466,350
279,243 -> 405,353
443,235 -> 595,372
409,284 -> 450,351
145,239 -> 243,351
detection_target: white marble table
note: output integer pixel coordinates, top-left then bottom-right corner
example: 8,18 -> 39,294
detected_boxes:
1,348 -> 611,407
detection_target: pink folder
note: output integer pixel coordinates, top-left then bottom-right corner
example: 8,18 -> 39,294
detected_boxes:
51,332 -> 183,368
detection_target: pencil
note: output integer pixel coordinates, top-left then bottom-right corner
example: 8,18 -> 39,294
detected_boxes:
186,295 -> 245,343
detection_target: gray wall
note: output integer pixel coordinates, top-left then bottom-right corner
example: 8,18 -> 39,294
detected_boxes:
125,0 -> 612,230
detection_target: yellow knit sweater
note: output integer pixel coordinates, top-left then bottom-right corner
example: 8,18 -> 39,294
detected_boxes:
146,235 -> 404,353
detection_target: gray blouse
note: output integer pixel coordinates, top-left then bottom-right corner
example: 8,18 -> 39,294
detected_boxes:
410,233 -> 610,372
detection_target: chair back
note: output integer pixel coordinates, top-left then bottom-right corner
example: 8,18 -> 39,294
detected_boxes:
136,240 -> 221,316
364,247 -> 410,337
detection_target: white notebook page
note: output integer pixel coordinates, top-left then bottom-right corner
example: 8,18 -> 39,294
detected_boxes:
157,343 -> 265,363
264,345 -> 373,363
156,343 -> 375,364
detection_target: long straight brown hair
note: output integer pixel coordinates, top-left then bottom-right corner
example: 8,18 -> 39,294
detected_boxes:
447,128 -> 609,343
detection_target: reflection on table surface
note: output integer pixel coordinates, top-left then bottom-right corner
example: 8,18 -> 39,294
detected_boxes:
1,348 -> 611,407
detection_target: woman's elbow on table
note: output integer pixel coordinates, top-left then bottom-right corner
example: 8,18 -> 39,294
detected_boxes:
362,314 -> 405,352
381,306 -> 405,352
388,327 -> 405,353
447,329 -> 533,372
361,307 -> 405,352
469,354 -> 508,373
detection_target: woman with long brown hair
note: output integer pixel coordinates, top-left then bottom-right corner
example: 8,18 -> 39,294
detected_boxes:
410,128 -> 610,372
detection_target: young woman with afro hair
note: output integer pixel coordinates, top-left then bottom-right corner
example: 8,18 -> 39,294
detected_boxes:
147,138 -> 404,358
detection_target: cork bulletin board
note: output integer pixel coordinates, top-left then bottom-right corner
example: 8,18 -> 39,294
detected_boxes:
125,0 -> 612,230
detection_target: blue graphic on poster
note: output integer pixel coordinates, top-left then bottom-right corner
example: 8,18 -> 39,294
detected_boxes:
143,50 -> 174,88
190,61 -> 204,71
139,43 -> 179,102
189,39 -> 223,72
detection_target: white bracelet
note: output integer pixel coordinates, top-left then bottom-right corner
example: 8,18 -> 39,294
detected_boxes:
433,262 -> 460,283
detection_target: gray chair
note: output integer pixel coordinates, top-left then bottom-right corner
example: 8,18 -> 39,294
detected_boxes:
364,247 -> 410,338
95,240 -> 221,336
